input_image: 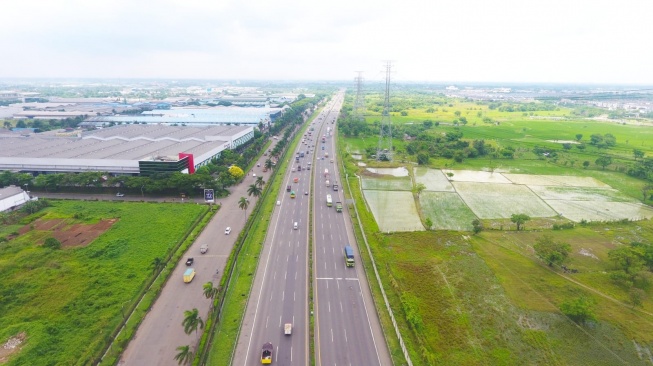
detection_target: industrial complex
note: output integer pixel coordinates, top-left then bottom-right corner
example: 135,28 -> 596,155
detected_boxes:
0,124 -> 254,176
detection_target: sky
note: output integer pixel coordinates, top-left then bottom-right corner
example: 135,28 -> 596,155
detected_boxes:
1,0 -> 652,84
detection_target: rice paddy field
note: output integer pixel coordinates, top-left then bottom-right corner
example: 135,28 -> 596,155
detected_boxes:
340,94 -> 653,365
362,190 -> 424,232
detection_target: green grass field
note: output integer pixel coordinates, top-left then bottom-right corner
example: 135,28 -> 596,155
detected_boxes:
339,93 -> 653,365
0,201 -> 207,365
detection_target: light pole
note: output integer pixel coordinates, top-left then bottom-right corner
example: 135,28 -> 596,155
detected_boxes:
140,185 -> 145,198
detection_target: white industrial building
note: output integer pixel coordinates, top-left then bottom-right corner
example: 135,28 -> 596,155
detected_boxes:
0,124 -> 254,176
0,186 -> 32,212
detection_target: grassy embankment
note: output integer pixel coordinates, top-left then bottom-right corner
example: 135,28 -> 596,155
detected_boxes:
0,200 -> 209,366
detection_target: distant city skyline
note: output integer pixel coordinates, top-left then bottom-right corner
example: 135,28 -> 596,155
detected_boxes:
2,0 -> 652,85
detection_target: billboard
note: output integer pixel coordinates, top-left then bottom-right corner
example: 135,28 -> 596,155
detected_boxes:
204,189 -> 215,203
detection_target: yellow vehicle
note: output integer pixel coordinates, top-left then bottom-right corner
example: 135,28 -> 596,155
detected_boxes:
183,268 -> 196,283
290,191 -> 296,198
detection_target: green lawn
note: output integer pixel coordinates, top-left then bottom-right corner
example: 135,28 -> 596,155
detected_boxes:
0,201 -> 207,365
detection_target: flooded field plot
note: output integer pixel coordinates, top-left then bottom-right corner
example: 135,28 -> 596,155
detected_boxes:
529,185 -> 637,202
361,176 -> 412,191
503,174 -> 610,188
442,169 -> 512,184
363,190 -> 424,232
545,200 -> 653,222
413,167 -> 455,192
419,192 -> 476,231
454,181 -> 557,219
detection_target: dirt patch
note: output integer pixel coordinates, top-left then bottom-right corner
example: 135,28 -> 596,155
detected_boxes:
19,218 -> 118,248
0,332 -> 26,363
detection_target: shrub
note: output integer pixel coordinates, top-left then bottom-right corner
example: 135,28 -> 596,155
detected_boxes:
43,237 -> 62,250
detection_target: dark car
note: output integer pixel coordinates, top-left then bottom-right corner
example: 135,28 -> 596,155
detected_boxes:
186,257 -> 194,266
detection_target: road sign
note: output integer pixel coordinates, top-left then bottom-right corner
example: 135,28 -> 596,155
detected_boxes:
204,189 -> 214,203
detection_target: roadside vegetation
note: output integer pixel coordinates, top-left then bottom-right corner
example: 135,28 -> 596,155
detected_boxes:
0,200 -> 208,365
337,89 -> 653,365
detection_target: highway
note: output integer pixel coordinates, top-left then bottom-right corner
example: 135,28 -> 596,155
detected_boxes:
312,93 -> 388,366
235,91 -> 391,365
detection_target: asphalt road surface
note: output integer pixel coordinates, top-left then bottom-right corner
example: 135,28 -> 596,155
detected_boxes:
117,144 -> 278,366
235,92 -> 391,365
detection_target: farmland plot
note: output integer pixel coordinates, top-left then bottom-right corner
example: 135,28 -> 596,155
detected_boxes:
454,181 -> 557,219
442,169 -> 512,184
413,167 -> 455,192
366,167 -> 409,177
363,190 -> 424,232
361,176 -> 412,191
529,185 -> 638,202
545,200 -> 653,222
419,192 -> 476,230
503,173 -> 610,188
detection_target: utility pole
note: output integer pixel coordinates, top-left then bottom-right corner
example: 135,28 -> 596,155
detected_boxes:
377,61 -> 393,161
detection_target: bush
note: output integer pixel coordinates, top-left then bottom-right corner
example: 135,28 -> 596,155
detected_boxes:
560,296 -> 596,324
43,237 -> 62,250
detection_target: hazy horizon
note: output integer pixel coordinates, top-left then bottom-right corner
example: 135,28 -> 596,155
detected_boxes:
2,0 -> 652,85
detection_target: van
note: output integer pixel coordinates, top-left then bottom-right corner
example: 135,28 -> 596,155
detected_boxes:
183,268 -> 196,283
293,222 -> 298,230
287,185 -> 291,192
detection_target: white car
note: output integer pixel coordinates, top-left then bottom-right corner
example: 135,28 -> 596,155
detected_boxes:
225,227 -> 231,235
116,193 -> 124,197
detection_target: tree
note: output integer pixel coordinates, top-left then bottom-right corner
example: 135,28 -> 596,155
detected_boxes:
181,308 -> 205,336
416,153 -> 430,165
582,161 -> 590,169
247,184 -> 262,199
255,176 -> 265,189
595,155 -> 612,170
575,134 -> 583,142
264,159 -> 273,171
510,214 -> 530,231
150,257 -> 164,274
454,110 -> 461,117
203,281 -> 218,299
560,296 -> 596,324
228,165 -> 245,179
238,196 -> 250,218
633,149 -> 645,160
533,235 -> 571,267
43,237 -> 61,250
472,219 -> 483,234
424,217 -> 433,230
3,121 -> 10,129
413,183 -> 426,197
174,345 -> 193,365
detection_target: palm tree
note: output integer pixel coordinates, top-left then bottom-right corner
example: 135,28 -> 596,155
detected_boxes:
203,281 -> 218,299
150,257 -> 164,274
174,345 -> 193,365
238,196 -> 250,218
255,176 -> 265,188
182,308 -> 205,336
247,184 -> 262,199
264,158 -> 273,171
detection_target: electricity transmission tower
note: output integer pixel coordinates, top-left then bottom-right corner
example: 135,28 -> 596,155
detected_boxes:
353,71 -> 365,121
377,62 -> 393,161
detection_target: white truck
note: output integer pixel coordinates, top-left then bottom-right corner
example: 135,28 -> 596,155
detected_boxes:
326,179 -> 330,187
284,323 -> 292,335
324,168 -> 329,177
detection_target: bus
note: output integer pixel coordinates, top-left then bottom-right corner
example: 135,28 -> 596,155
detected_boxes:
326,194 -> 332,207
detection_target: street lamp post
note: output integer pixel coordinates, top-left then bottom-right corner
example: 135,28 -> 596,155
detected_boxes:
140,185 -> 145,198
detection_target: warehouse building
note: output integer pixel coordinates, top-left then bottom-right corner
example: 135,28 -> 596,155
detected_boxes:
0,124 -> 254,176
0,186 -> 32,213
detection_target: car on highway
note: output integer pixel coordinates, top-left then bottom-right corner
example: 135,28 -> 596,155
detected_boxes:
304,191 -> 308,195
185,257 -> 194,266
200,244 -> 208,254
294,222 -> 298,230
116,193 -> 124,197
225,227 -> 231,235
183,268 -> 196,283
